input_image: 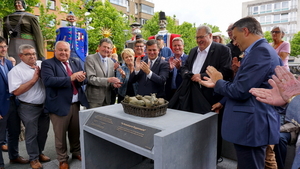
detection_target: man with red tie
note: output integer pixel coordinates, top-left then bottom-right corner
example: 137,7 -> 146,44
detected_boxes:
41,41 -> 89,169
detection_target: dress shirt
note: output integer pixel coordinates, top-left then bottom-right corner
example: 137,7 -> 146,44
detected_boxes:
192,43 -> 212,74
61,60 -> 78,103
8,61 -> 45,104
98,53 -> 108,75
171,54 -> 184,89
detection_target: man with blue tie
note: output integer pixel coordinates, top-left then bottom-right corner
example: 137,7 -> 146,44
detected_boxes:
199,17 -> 283,169
129,39 -> 169,98
0,36 -> 29,169
41,41 -> 89,169
85,38 -> 122,108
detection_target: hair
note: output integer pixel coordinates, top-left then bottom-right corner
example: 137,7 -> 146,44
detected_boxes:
99,38 -> 113,47
121,48 -> 135,60
272,26 -> 286,38
55,41 -> 70,50
0,36 -> 7,44
19,44 -> 34,54
172,37 -> 184,45
146,39 -> 159,47
196,25 -> 212,34
134,39 -> 145,46
232,17 -> 263,36
111,53 -> 118,59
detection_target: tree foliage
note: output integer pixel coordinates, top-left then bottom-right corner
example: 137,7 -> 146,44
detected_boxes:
290,31 -> 300,57
38,3 -> 60,50
83,1 -> 129,54
264,31 -> 272,43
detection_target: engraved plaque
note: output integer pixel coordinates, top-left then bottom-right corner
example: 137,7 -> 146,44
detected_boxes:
86,112 -> 161,150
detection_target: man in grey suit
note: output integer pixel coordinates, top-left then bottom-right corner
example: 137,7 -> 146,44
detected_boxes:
85,38 -> 122,108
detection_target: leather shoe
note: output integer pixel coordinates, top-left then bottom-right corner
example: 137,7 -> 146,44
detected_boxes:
30,159 -> 42,169
59,161 -> 69,169
39,154 -> 50,162
10,156 -> 29,164
72,155 -> 81,161
1,145 -> 8,152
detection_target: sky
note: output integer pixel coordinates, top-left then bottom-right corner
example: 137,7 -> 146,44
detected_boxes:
152,0 -> 252,36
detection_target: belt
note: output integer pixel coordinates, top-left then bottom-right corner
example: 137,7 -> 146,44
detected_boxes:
71,102 -> 79,105
19,100 -> 43,107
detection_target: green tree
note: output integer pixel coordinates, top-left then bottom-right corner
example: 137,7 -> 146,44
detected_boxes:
203,23 -> 221,33
38,3 -> 60,50
85,1 -> 129,54
176,22 -> 196,54
264,31 -> 272,43
290,31 -> 300,57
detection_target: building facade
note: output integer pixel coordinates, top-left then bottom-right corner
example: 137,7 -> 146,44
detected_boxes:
242,0 -> 300,41
109,0 -> 154,25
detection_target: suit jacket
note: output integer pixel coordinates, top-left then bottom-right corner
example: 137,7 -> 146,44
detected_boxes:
56,26 -> 88,62
129,57 -> 169,98
0,59 -> 13,116
182,42 -> 232,105
85,53 -> 115,106
215,39 -> 282,146
41,57 -> 89,116
165,54 -> 188,100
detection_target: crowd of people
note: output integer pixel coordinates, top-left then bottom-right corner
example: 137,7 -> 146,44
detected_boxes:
0,1 -> 299,169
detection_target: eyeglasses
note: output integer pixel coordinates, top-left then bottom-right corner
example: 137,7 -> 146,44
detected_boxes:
195,34 -> 208,40
213,36 -> 219,39
271,31 -> 281,34
22,53 -> 36,57
0,46 -> 8,49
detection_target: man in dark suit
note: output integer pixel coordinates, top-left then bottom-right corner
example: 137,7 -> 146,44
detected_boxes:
0,36 -> 29,169
169,25 -> 232,114
129,39 -> 169,98
199,17 -> 282,169
41,41 -> 89,169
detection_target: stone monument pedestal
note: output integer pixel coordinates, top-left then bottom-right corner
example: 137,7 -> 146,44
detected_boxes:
79,104 -> 217,169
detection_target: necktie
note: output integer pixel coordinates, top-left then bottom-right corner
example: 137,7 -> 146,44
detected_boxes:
150,60 -> 153,68
63,62 -> 78,95
102,59 -> 107,74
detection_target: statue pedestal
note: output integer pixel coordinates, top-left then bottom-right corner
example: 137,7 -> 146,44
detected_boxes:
79,104 -> 217,169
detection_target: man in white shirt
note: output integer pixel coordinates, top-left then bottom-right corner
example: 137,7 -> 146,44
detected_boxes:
8,44 -> 50,169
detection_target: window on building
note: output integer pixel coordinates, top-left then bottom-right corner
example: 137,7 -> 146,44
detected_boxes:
61,20 -> 68,27
252,6 -> 258,14
273,14 -> 280,23
260,16 -> 265,24
140,4 -> 154,15
61,3 -> 68,12
109,0 -> 126,7
260,5 -> 265,13
266,4 -> 272,13
140,18 -> 147,25
282,1 -> 289,10
281,13 -> 288,22
46,0 -> 55,10
126,0 -> 129,12
274,3 -> 281,11
135,3 -> 138,14
266,15 -> 271,24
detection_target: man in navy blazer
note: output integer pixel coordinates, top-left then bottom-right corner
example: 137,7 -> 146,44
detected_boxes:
0,36 -> 29,168
129,39 -> 169,98
199,17 -> 282,169
41,41 -> 89,169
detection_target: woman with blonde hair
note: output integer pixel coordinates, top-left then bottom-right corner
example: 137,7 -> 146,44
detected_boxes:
116,48 -> 138,103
